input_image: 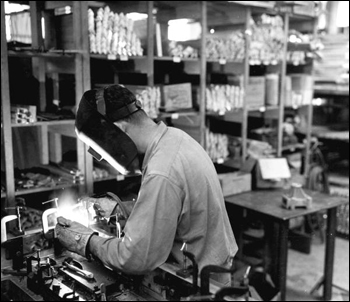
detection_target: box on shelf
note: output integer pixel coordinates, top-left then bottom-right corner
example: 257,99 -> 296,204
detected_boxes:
11,105 -> 37,124
217,172 -> 251,197
246,77 -> 266,108
265,74 -> 279,106
293,1 -> 316,17
125,85 -> 161,119
161,83 -> 192,112
286,74 -> 314,107
290,74 -> 313,91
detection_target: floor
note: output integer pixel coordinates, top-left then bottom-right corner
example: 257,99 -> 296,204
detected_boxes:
287,165 -> 349,301
287,237 -> 349,301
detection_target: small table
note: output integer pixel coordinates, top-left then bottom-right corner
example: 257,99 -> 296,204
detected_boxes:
225,189 -> 348,301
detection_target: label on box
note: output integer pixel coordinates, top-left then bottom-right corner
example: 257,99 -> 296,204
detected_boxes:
120,55 -> 129,61
173,57 -> 181,63
171,113 -> 179,119
219,59 -> 227,65
117,174 -> 125,181
107,54 -> 117,60
217,158 -> 224,164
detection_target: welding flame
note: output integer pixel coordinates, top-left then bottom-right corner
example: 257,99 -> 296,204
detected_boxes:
46,191 -> 95,229
57,191 -> 93,227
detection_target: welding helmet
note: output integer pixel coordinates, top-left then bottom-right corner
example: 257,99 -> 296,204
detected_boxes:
75,85 -> 142,176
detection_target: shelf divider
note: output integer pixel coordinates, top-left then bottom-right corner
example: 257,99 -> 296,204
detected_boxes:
277,12 -> 289,158
1,1 -> 16,207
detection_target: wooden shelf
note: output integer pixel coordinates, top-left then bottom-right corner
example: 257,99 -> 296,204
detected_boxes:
281,143 -> 305,152
247,105 -> 280,112
314,84 -> 349,97
93,175 -> 119,183
8,50 -> 77,58
154,56 -> 199,62
158,111 -> 199,119
207,59 -> 244,64
287,42 -> 312,52
207,110 -> 244,123
1,1 -> 316,206
228,1 -> 275,9
90,54 -> 147,61
11,120 -> 75,128
94,174 -> 140,183
15,183 -> 78,196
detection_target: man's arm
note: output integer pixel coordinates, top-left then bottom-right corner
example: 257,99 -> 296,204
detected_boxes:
88,174 -> 183,274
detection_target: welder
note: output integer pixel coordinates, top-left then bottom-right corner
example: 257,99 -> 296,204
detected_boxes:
55,85 -> 237,284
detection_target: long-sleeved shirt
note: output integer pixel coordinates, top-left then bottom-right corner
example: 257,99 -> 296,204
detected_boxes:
89,121 -> 238,275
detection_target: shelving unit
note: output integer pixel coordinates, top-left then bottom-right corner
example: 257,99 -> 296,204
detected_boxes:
1,1 -> 317,206
10,120 -> 75,128
1,1 -> 91,207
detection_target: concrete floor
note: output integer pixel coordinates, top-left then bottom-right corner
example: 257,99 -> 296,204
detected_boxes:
287,237 -> 349,301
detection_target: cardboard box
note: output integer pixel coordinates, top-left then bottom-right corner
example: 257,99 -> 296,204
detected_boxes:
265,74 -> 279,106
217,172 -> 251,197
162,83 -> 192,112
293,2 -> 316,17
246,77 -> 266,108
290,74 -> 313,91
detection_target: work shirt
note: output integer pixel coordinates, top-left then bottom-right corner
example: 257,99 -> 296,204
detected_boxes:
89,122 -> 238,275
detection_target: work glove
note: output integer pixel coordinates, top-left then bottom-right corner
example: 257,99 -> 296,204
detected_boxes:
55,217 -> 98,258
81,192 -> 135,221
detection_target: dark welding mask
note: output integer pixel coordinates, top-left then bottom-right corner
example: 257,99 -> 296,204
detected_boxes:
75,86 -> 142,176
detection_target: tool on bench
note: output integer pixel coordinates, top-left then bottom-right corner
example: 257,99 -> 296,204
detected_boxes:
63,257 -> 95,280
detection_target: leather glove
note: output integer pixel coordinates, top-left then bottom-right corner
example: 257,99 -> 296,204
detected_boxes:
55,217 -> 98,258
81,192 -> 135,220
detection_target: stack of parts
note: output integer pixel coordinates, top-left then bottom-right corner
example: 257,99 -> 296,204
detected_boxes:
287,49 -> 307,65
287,31 -> 323,66
250,14 -> 285,65
11,105 -> 37,124
314,34 -> 349,82
19,207 -> 55,236
285,74 -> 313,107
168,41 -> 199,59
135,87 -> 161,119
206,31 -> 245,61
205,129 -> 229,163
206,85 -> 244,114
247,139 -> 274,158
88,7 -> 143,56
14,167 -> 72,191
46,163 -> 85,185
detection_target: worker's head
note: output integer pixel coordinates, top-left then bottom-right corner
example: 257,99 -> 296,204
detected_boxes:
75,85 -> 150,176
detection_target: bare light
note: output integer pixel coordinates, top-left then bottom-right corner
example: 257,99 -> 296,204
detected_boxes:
127,12 -> 148,21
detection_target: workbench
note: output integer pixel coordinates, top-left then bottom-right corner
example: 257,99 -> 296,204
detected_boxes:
225,189 -> 348,301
